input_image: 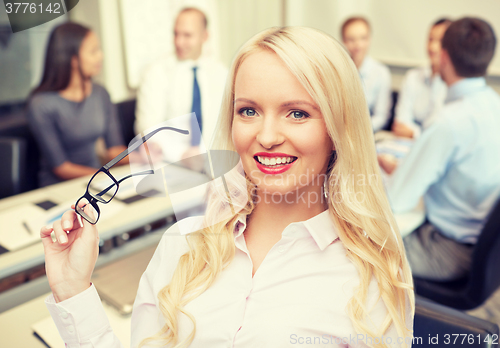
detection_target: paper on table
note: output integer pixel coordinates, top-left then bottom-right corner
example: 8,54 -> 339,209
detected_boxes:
0,204 -> 47,251
32,302 -> 131,348
376,138 -> 414,159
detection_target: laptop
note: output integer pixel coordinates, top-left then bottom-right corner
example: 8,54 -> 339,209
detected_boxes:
91,245 -> 157,315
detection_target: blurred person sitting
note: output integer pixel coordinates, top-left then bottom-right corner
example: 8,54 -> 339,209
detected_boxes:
27,22 -> 126,187
392,18 -> 452,139
135,7 -> 228,163
381,17 -> 500,281
342,16 -> 392,132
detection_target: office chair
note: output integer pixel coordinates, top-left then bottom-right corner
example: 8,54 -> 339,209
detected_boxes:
0,108 -> 39,191
414,199 -> 500,310
116,99 -> 137,145
414,296 -> 499,348
0,137 -> 26,199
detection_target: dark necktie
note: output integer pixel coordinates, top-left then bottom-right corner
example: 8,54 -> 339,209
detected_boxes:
190,67 -> 202,146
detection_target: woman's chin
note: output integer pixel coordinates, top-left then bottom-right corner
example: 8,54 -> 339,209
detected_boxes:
255,186 -> 300,200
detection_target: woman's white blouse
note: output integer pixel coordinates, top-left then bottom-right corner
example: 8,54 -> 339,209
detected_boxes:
45,210 -> 413,347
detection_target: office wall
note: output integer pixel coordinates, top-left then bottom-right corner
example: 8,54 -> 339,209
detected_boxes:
69,0 -> 134,103
0,3 -> 66,104
216,0 -> 283,66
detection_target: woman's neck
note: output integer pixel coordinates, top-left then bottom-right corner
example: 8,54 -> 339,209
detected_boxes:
59,71 -> 92,102
245,183 -> 327,240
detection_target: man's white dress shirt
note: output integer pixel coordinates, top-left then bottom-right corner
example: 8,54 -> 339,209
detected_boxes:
359,56 -> 392,132
134,56 -> 228,161
45,210 -> 413,347
395,67 -> 447,138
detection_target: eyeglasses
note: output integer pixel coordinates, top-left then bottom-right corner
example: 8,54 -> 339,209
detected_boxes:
75,126 -> 189,224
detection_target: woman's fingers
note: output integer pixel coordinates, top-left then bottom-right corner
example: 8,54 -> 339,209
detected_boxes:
61,209 -> 79,232
52,220 -> 69,245
40,225 -> 54,248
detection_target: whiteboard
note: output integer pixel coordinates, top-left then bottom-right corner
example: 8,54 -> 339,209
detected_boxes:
286,0 -> 500,76
119,0 -> 220,88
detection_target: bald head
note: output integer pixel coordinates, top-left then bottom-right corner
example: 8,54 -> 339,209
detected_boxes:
174,8 -> 208,61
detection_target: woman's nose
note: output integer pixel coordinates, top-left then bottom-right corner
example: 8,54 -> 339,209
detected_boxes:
256,117 -> 285,149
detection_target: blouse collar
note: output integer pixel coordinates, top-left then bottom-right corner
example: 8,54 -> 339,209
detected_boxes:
233,209 -> 339,251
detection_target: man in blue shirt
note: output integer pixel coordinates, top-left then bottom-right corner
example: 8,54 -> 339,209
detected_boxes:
380,17 -> 500,281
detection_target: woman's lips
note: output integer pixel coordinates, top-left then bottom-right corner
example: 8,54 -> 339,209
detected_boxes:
254,156 -> 297,175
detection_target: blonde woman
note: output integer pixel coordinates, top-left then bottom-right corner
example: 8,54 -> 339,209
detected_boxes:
41,27 -> 414,348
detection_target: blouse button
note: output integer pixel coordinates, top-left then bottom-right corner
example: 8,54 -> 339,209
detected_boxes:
278,246 -> 286,253
67,325 -> 75,334
60,311 -> 69,319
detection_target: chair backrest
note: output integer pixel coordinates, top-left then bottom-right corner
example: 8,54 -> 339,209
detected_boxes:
116,99 -> 137,146
0,108 -> 40,191
0,137 -> 26,199
467,198 -> 500,305
414,296 -> 499,348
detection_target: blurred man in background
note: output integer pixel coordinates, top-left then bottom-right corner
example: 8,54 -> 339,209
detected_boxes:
393,18 -> 451,139
342,17 -> 392,132
382,17 -> 500,281
135,7 -> 227,163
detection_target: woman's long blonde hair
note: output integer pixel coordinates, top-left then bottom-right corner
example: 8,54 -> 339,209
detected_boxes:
140,27 -> 414,348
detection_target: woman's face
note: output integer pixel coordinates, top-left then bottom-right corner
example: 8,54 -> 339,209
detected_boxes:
76,31 -> 103,77
232,50 -> 334,197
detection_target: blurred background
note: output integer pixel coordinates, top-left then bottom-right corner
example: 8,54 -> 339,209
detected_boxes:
1,0 -> 499,110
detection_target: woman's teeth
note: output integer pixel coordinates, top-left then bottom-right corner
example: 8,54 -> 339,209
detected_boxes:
256,156 -> 296,167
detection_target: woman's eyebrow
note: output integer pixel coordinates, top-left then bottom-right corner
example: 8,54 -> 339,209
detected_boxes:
234,98 -> 319,111
281,100 -> 319,110
234,98 -> 257,105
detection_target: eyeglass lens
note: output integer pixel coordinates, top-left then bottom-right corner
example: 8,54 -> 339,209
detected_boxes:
88,171 -> 118,203
76,197 -> 99,224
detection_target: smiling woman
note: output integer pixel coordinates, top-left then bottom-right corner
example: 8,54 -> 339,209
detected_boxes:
42,26 -> 414,348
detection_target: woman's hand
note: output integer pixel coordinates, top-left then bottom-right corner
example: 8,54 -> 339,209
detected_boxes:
377,154 -> 399,175
41,203 -> 100,303
392,121 -> 414,138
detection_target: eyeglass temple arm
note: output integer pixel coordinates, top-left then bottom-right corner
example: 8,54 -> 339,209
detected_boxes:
96,170 -> 154,197
103,126 -> 190,170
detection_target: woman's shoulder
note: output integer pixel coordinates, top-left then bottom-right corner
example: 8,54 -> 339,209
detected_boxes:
142,216 -> 204,290
154,216 -> 205,257
91,83 -> 111,100
28,91 -> 59,107
27,92 -> 62,119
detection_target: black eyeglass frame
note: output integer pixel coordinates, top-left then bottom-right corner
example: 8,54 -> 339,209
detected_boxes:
75,126 -> 189,224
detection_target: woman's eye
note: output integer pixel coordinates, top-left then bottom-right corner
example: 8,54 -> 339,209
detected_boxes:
290,111 -> 309,119
241,109 -> 256,117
